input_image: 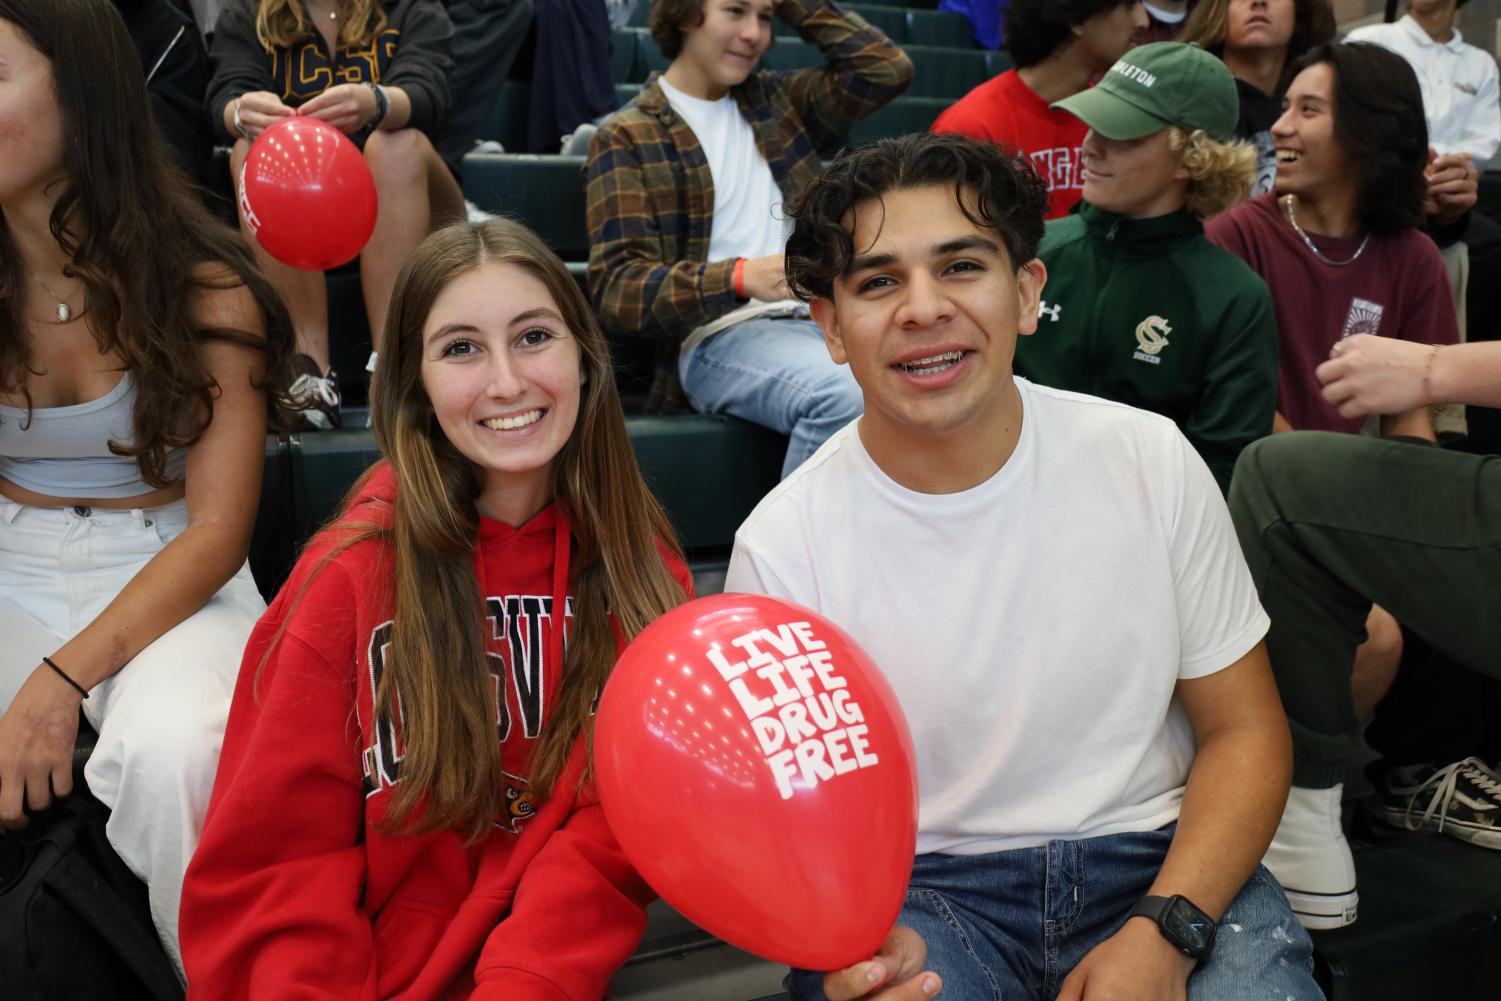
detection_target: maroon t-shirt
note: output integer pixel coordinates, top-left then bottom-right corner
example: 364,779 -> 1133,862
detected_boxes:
931,70 -> 1087,220
1205,194 -> 1458,433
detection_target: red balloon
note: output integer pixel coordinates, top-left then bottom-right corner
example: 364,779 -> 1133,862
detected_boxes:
595,593 -> 918,972
237,117 -> 377,271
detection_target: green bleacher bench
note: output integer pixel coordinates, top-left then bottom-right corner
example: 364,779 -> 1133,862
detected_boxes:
903,7 -> 973,47
461,153 -> 589,259
844,96 -> 948,145
612,27 -> 640,82
903,43 -> 987,99
983,48 -> 1013,78
251,414 -> 788,599
625,4 -> 972,59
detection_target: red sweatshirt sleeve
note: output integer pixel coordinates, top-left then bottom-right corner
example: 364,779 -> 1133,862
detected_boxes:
469,757 -> 655,1001
181,560 -> 377,1001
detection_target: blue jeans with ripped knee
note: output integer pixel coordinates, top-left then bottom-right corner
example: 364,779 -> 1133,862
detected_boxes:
786,825 -> 1323,1001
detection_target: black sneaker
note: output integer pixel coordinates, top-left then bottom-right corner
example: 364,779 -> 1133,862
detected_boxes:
1369,757 -> 1501,849
286,355 -> 342,430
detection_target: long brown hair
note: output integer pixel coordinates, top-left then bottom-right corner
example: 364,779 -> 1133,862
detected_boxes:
365,219 -> 686,840
256,0 -> 389,51
1178,0 -> 1335,92
0,0 -> 296,484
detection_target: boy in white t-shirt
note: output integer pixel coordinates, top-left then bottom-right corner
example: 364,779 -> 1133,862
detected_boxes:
724,133 -> 1324,1001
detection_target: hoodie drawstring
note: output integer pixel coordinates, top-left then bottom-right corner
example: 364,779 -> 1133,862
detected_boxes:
550,514 -> 571,679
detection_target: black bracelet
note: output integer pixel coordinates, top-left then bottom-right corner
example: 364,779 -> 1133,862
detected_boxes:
42,656 -> 89,700
366,82 -> 389,131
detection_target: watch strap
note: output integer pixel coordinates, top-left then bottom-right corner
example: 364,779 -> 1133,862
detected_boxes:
1129,895 -> 1171,924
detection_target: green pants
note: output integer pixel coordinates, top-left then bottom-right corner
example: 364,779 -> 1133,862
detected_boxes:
1228,432 -> 1501,787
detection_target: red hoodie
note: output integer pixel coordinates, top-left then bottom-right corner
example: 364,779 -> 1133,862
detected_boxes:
181,465 -> 691,1001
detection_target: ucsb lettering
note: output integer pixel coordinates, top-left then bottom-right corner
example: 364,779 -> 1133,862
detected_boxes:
361,594 -> 574,829
705,620 -> 879,800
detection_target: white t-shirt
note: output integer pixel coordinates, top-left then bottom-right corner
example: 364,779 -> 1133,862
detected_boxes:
658,76 -> 800,356
1346,16 -> 1500,168
725,379 -> 1269,856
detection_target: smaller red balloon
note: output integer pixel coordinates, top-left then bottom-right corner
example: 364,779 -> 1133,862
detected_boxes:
238,117 -> 378,271
595,594 -> 918,972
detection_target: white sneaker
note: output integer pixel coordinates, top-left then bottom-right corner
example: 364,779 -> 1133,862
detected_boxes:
1263,784 -> 1359,930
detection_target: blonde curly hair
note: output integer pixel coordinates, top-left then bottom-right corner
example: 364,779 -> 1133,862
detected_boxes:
1168,127 -> 1256,219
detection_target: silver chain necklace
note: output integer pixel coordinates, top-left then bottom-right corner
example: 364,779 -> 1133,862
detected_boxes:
1283,195 -> 1370,267
25,270 -> 77,323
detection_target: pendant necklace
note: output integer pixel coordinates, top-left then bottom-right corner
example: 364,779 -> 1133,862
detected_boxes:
25,270 -> 76,323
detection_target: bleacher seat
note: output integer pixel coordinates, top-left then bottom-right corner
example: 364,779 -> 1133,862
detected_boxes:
903,43 -> 989,98
903,8 -> 972,47
250,414 -> 788,599
612,28 -> 640,83
461,153 -> 590,259
625,2 -> 968,48
845,96 -> 948,145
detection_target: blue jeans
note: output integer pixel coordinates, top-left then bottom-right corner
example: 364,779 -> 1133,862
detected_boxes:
786,826 -> 1322,1001
679,314 -> 862,479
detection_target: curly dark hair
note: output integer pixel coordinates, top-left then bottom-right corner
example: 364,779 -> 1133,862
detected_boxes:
1289,41 -> 1428,234
785,133 -> 1049,302
650,0 -> 707,61
1004,0 -> 1141,68
0,0 -> 297,487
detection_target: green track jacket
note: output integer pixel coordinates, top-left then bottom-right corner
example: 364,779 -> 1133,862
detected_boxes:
1015,202 -> 1278,493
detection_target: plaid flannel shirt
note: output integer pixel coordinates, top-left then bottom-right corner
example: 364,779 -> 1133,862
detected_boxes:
584,0 -> 913,407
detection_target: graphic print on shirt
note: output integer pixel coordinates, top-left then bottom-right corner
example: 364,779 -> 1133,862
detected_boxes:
360,594 -> 575,831
1031,146 -> 1084,198
1132,315 -> 1172,365
1340,297 -> 1386,339
1039,300 -> 1063,322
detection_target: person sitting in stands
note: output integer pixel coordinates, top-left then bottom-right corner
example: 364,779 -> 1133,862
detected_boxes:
727,131 -> 1322,1001
0,0 -> 294,975
585,0 -> 912,477
208,0 -> 466,429
1229,335 -> 1501,929
1179,0 -> 1334,194
181,219 -> 692,999
1347,0 -> 1498,171
931,0 -> 1148,219
1015,42 -> 1273,492
1206,40 -> 1462,933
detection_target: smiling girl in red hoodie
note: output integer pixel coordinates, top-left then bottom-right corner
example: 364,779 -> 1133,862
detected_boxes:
179,218 -> 691,1000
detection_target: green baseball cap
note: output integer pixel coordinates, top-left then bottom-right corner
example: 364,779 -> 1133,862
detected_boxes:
1052,42 -> 1238,141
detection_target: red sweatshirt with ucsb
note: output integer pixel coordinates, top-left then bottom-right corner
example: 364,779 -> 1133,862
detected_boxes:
181,465 -> 691,1001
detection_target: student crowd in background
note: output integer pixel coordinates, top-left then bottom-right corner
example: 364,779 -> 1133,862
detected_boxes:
3,0 -> 1500,998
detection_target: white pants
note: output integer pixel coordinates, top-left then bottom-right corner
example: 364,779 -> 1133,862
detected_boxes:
0,498 -> 264,977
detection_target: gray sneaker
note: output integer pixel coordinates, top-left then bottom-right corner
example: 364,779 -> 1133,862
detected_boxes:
1371,757 -> 1501,849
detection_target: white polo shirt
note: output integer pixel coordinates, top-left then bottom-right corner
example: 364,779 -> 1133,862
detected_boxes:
1347,15 -> 1501,167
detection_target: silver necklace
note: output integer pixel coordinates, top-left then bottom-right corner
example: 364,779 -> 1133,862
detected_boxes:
25,270 -> 76,323
1283,195 -> 1370,267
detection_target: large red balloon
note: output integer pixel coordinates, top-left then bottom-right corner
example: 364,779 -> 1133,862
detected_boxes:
595,593 -> 918,972
238,117 -> 377,271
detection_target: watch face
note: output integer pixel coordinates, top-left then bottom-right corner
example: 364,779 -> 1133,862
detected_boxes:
1163,898 -> 1215,955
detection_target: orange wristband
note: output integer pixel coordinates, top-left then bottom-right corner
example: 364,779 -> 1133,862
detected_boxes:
733,258 -> 747,300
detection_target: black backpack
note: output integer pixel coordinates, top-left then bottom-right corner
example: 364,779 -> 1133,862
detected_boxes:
0,749 -> 184,1001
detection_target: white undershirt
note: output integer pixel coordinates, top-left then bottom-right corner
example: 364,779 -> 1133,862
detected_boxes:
726,380 -> 1269,855
658,76 -> 800,357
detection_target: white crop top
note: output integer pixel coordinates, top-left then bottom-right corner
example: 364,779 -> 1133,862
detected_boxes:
0,375 -> 188,499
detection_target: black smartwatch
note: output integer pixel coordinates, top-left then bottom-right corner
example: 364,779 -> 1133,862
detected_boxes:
1128,895 -> 1216,962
